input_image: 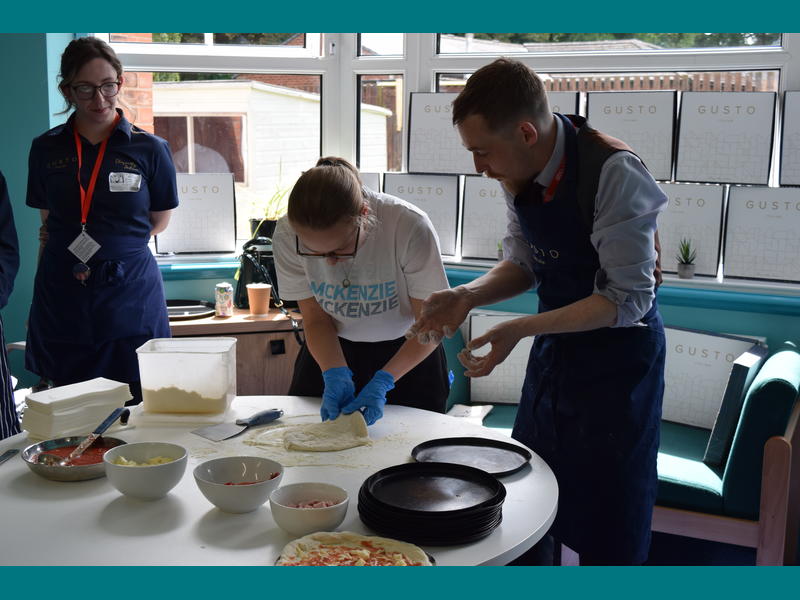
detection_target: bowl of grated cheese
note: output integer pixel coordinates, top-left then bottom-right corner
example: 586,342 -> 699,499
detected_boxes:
103,442 -> 187,500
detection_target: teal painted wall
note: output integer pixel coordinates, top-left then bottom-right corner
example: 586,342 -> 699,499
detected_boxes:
1,33 -> 73,386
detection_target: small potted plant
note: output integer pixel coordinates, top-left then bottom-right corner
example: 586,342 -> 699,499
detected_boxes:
249,185 -> 289,239
675,237 -> 697,279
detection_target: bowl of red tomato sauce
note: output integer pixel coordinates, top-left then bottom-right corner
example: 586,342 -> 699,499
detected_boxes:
22,436 -> 127,482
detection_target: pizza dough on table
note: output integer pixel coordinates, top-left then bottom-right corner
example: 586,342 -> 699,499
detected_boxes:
282,412 -> 372,452
276,531 -> 432,566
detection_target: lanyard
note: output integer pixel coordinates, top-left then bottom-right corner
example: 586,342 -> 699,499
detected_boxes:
541,156 -> 566,204
73,113 -> 120,227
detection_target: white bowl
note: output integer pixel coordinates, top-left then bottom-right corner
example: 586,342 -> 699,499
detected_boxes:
194,456 -> 284,514
269,482 -> 349,536
103,442 -> 187,500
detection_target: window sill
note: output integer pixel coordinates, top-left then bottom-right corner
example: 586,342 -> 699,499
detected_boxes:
157,253 -> 239,281
444,261 -> 800,317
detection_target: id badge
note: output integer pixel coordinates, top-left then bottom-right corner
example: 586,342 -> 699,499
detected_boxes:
68,231 -> 101,264
109,172 -> 142,192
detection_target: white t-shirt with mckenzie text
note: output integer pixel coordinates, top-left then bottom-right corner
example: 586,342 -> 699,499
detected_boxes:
273,188 -> 449,342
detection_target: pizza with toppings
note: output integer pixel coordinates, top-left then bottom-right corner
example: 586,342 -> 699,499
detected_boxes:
276,531 -> 432,566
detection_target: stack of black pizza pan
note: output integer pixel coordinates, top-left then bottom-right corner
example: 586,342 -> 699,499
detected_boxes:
357,462 -> 506,546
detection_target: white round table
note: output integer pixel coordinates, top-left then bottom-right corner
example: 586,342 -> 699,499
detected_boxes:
0,396 -> 557,566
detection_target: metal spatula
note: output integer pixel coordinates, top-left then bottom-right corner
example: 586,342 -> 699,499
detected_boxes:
191,408 -> 283,442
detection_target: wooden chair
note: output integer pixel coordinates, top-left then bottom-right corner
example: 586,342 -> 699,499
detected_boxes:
652,343 -> 800,565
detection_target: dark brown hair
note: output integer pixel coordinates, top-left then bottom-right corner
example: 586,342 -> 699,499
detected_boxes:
288,157 -> 369,230
58,37 -> 123,113
452,58 -> 550,132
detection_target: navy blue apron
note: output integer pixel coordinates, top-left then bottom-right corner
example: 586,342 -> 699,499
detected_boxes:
510,114 -> 666,564
26,233 -> 170,387
0,315 -> 21,439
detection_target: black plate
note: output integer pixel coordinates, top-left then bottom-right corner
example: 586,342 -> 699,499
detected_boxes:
411,437 -> 532,477
167,299 -> 215,321
360,462 -> 506,515
357,499 -> 502,535
359,510 -> 503,546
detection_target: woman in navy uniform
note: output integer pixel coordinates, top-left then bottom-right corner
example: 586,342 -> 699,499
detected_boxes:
0,170 -> 21,439
408,59 -> 666,565
25,37 -> 178,404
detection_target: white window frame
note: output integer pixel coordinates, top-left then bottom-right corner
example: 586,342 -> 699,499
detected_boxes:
107,33 -> 800,292
106,33 -> 800,173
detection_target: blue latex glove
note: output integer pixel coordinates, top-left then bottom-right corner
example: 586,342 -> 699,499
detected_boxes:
321,367 -> 356,421
341,370 -> 395,425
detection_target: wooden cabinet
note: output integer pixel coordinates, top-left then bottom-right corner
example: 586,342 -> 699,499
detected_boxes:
170,308 -> 303,396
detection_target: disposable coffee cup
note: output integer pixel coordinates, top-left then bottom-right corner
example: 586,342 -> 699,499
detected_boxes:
246,283 -> 272,317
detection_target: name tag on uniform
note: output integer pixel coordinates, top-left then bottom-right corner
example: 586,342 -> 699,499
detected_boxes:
109,172 -> 142,192
68,231 -> 101,264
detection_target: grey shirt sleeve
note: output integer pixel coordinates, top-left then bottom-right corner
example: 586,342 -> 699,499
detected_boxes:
590,152 -> 667,327
501,189 -> 538,289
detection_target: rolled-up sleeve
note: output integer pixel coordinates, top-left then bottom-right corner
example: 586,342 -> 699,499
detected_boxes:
502,190 -> 538,289
591,152 -> 667,327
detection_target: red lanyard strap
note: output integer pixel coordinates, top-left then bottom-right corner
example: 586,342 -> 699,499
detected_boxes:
541,156 -> 566,204
73,113 -> 120,226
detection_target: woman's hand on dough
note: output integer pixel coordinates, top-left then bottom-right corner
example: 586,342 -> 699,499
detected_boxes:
321,367 -> 356,421
342,370 -> 395,425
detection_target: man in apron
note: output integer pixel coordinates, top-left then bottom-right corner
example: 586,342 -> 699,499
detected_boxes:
0,171 -> 21,439
407,58 -> 666,565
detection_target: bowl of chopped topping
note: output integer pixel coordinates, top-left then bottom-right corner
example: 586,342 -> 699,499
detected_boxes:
269,482 -> 349,537
193,456 -> 283,513
103,442 -> 187,500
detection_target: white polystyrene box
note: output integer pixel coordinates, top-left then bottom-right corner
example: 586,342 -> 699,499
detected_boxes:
136,337 -> 237,414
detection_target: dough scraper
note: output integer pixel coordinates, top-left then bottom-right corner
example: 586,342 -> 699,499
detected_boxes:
191,408 -> 284,442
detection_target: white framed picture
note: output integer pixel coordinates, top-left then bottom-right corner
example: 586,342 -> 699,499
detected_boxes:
587,91 -> 676,181
156,173 -> 236,254
468,312 -> 534,405
662,327 -> 763,429
407,92 -> 475,175
461,176 -> 508,260
676,91 -> 776,184
548,91 -> 579,115
657,182 -> 724,277
724,186 -> 800,282
382,173 -> 459,256
780,91 -> 800,186
360,172 -> 381,193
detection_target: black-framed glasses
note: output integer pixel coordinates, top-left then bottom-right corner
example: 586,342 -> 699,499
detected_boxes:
296,226 -> 360,259
71,81 -> 121,100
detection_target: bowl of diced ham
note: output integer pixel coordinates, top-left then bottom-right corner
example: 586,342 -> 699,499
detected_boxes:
193,456 -> 283,513
269,482 -> 349,536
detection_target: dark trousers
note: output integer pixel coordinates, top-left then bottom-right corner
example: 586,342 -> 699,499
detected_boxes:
289,336 -> 449,413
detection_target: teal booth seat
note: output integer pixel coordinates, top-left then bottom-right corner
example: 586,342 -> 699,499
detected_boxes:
653,342 -> 800,565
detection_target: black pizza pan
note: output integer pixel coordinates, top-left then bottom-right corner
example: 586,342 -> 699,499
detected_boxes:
411,437 -> 532,477
359,462 -> 506,516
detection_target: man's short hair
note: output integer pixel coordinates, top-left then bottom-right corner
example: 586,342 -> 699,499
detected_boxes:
452,58 -> 550,132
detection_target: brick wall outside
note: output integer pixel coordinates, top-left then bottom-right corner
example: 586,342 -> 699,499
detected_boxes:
110,33 -> 152,43
111,34 -> 155,133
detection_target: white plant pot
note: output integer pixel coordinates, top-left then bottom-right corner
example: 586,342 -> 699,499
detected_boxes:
677,263 -> 696,279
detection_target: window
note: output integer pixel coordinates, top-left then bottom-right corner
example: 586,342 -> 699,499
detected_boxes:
438,69 -> 780,93
359,33 -> 404,56
358,74 -> 404,172
110,33 -> 310,49
436,33 -> 782,54
105,32 -> 800,290
121,68 -> 322,240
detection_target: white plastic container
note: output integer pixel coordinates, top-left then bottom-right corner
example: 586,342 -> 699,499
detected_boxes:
136,337 -> 237,414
